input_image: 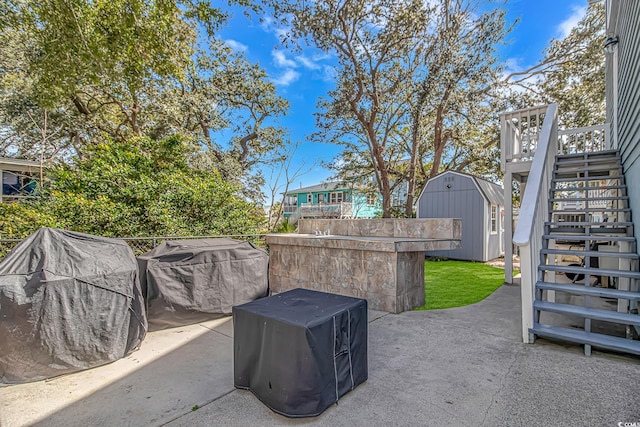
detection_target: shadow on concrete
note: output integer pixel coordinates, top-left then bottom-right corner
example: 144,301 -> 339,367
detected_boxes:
3,285 -> 640,427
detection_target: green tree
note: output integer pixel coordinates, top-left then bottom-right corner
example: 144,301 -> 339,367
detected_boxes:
499,2 -> 605,129
403,0 -> 510,216
539,2 -> 605,129
268,0 -> 433,217
267,0 -> 511,217
0,136 -> 264,239
1,0 -> 286,200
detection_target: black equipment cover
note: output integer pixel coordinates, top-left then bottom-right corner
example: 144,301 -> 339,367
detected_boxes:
138,238 -> 268,330
233,288 -> 368,417
0,228 -> 147,384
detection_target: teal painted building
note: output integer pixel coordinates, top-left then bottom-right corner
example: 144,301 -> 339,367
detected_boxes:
283,182 -> 381,224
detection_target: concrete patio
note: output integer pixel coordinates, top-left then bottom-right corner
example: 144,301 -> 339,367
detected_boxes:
1,283 -> 639,426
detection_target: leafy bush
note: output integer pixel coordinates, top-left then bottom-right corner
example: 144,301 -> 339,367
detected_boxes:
0,136 -> 265,240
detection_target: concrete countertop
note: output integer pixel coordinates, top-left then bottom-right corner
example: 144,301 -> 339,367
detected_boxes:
266,233 -> 461,253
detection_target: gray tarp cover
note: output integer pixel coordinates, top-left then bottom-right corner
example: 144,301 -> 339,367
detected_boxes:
0,228 -> 147,385
137,238 -> 268,330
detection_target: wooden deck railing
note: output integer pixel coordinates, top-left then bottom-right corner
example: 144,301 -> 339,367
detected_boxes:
512,103 -> 558,344
558,124 -> 610,155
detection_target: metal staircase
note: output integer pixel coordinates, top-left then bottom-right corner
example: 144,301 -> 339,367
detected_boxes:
529,149 -> 640,356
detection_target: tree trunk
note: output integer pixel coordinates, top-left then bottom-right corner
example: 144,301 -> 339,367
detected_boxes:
428,88 -> 451,178
371,142 -> 392,217
405,101 -> 423,217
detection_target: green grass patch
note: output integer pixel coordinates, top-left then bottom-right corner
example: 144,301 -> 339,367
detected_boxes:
415,260 -> 505,310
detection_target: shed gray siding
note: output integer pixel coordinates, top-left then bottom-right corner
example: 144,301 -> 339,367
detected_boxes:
610,0 -> 640,242
418,173 -> 487,261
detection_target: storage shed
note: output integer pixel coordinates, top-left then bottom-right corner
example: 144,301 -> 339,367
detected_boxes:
416,170 -> 504,262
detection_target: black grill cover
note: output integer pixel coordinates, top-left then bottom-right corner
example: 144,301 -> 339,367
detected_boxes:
0,228 -> 147,384
138,238 -> 268,331
233,288 -> 368,418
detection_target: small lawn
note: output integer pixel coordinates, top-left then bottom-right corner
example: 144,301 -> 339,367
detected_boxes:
415,260 -> 505,310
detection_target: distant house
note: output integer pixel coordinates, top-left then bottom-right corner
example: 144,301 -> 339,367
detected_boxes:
283,182 -> 381,224
0,157 -> 40,203
416,170 -> 504,262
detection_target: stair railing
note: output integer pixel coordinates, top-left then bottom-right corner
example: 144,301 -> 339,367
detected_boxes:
557,124 -> 610,155
500,104 -> 548,168
513,103 -> 558,344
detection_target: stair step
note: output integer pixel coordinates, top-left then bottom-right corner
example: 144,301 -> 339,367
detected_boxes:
556,150 -> 620,160
554,172 -> 622,181
550,196 -> 628,203
545,221 -> 633,228
555,164 -> 622,173
539,264 -> 640,279
552,185 -> 626,192
555,156 -> 621,167
548,227 -> 629,234
533,300 -> 640,325
550,208 -> 630,214
541,248 -> 640,259
536,281 -> 640,300
553,175 -> 623,183
543,234 -> 635,243
554,165 -> 622,174
530,324 -> 640,355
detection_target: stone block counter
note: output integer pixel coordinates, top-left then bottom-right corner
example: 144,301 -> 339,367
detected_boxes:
266,219 -> 461,313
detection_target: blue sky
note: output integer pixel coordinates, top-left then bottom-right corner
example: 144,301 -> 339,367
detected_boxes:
217,0 -> 590,196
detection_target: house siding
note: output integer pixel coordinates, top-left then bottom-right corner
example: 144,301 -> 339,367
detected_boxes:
352,193 -> 380,218
285,188 -> 381,219
418,173 -> 487,261
611,0 -> 640,242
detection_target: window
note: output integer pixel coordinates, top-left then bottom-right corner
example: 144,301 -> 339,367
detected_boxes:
490,205 -> 498,234
366,194 -> 376,206
2,171 -> 37,197
330,192 -> 344,203
307,193 -> 312,203
317,193 -> 325,203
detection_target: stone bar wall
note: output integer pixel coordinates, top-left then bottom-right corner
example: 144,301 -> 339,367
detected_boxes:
267,219 -> 461,313
298,218 -> 461,239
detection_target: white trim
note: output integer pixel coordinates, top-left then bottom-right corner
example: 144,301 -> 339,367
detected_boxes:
330,192 -> 344,204
611,36 -> 619,149
490,204 -> 498,234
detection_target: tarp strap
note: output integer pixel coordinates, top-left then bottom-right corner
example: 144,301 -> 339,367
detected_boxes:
347,309 -> 354,390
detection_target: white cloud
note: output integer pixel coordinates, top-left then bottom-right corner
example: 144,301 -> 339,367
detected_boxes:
260,16 -> 274,31
557,4 -> 587,38
260,15 -> 292,43
272,50 -> 298,68
500,57 -> 540,91
321,65 -> 337,82
272,69 -> 300,86
225,39 -> 248,52
503,57 -> 524,76
296,55 -> 321,70
275,27 -> 291,42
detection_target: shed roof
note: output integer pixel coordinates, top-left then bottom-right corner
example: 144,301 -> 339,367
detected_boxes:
419,170 -> 504,206
473,175 -> 504,206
